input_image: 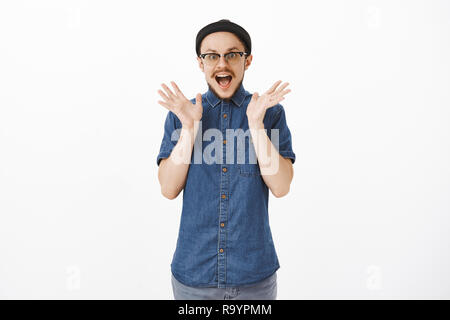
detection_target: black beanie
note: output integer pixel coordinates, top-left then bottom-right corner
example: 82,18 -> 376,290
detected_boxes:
195,19 -> 251,57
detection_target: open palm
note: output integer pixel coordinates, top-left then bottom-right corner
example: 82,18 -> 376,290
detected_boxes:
246,80 -> 291,125
157,81 -> 203,128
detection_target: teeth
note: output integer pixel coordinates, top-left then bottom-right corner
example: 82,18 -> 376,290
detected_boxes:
217,75 -> 230,77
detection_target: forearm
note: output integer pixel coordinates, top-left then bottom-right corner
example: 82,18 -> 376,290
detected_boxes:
249,121 -> 293,197
158,123 -> 199,199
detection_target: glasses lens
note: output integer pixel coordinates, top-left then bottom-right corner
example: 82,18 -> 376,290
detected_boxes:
204,54 -> 219,66
226,52 -> 241,64
203,53 -> 243,66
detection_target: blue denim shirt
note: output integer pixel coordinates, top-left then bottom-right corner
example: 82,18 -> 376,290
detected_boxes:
157,82 -> 295,288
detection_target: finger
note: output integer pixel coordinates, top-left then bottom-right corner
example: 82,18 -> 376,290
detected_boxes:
161,83 -> 176,99
277,95 -> 288,104
278,88 -> 291,98
157,89 -> 170,101
195,93 -> 202,106
265,80 -> 282,95
171,81 -> 187,99
157,100 -> 172,111
274,82 -> 290,96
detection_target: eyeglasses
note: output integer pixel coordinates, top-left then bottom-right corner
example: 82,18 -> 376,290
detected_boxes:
199,51 -> 249,66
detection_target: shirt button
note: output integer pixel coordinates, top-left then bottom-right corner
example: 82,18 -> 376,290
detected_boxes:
221,194 -> 226,199
219,248 -> 224,253
220,223 -> 225,227
223,114 -> 227,118
222,167 -> 227,173
223,139 -> 227,144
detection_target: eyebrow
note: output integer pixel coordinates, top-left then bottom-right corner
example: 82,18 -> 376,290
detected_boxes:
205,47 -> 241,53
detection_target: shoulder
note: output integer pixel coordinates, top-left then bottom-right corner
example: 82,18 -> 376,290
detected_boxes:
267,103 -> 285,122
165,110 -> 182,129
189,93 -> 211,108
270,103 -> 284,116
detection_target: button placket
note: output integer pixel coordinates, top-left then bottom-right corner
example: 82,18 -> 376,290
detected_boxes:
217,101 -> 230,288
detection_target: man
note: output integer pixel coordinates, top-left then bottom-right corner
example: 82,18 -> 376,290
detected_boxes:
156,19 -> 296,300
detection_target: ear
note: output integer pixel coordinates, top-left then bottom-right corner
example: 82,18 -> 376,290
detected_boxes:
197,56 -> 204,72
244,54 -> 253,71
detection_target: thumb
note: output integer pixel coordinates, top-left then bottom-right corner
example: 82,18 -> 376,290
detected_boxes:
252,92 -> 259,100
195,93 -> 202,106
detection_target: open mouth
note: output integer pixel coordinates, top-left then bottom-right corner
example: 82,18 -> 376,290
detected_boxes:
215,75 -> 232,89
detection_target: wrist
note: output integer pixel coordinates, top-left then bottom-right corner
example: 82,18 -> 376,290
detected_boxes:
182,119 -> 201,130
182,123 -> 194,130
181,122 -> 200,139
248,121 -> 264,130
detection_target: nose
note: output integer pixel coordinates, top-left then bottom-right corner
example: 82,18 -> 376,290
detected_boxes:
216,55 -> 229,67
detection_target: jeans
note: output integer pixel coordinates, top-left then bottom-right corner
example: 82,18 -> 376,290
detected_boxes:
171,272 -> 277,300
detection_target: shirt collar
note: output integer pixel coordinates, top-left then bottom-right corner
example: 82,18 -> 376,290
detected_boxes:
206,82 -> 248,108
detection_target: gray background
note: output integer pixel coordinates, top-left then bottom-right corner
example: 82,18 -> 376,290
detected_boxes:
0,0 -> 449,299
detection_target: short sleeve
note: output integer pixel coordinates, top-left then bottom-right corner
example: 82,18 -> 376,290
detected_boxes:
270,105 -> 296,164
156,111 -> 181,166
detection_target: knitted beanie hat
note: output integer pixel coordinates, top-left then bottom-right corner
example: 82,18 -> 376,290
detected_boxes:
195,19 -> 251,56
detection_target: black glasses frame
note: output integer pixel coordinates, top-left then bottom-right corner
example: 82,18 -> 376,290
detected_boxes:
198,51 -> 249,61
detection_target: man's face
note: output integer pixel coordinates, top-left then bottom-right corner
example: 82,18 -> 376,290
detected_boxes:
197,32 -> 252,101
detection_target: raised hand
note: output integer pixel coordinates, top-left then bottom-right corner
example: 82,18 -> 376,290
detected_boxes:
157,81 -> 203,129
246,80 -> 291,126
